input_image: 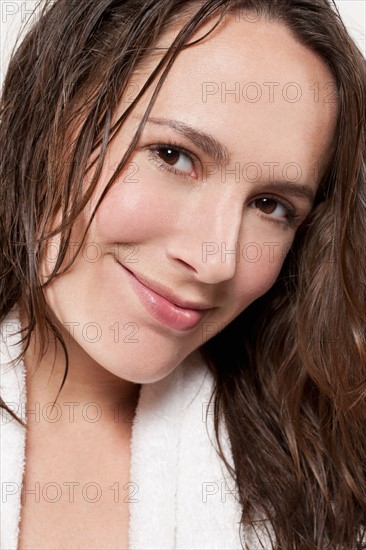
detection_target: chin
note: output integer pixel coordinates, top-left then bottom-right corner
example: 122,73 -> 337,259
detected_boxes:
101,352 -> 188,385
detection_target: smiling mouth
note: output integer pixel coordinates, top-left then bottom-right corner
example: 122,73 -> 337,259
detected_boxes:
116,261 -> 214,332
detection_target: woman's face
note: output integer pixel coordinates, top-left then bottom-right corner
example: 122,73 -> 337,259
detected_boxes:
40,13 -> 337,384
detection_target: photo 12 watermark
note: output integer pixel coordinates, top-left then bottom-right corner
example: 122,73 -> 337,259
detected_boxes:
1,399 -> 140,425
202,81 -> 338,104
1,480 -> 139,504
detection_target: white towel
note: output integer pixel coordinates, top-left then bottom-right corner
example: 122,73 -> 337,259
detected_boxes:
0,308 -> 27,550
128,351 -> 244,549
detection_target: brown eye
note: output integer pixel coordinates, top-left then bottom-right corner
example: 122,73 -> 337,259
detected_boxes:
248,196 -> 297,227
149,144 -> 195,175
254,198 -> 278,214
156,148 -> 180,165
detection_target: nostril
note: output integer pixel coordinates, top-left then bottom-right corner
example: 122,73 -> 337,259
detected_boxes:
175,258 -> 198,273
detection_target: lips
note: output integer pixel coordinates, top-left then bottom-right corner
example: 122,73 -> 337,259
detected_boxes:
116,261 -> 214,332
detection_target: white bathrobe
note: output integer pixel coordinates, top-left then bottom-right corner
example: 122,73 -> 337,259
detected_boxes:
0,306 -> 268,549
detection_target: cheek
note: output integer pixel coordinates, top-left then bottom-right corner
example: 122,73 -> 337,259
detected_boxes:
233,245 -> 288,313
93,171 -> 175,244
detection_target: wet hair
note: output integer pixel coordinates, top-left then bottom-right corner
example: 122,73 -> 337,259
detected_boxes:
1,0 -> 365,547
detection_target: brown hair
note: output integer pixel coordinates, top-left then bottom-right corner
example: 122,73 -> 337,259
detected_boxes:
1,0 -> 365,547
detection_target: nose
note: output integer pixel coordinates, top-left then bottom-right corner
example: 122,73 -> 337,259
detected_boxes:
165,191 -> 243,284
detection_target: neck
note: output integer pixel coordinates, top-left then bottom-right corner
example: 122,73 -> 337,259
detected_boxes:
19,306 -> 141,429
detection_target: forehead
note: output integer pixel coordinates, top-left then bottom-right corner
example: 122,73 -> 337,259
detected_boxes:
125,13 -> 338,184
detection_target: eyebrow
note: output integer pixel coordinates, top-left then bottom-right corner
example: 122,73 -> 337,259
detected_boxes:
135,116 -> 316,205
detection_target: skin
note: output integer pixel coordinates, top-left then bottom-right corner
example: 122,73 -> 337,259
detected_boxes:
21,13 -> 338,422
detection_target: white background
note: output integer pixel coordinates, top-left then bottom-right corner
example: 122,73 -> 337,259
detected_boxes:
0,0 -> 365,89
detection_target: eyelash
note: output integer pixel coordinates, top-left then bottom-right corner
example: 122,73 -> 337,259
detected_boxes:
147,140 -> 200,178
145,141 -> 300,229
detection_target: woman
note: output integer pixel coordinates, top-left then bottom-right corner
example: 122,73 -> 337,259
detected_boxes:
0,0 -> 365,548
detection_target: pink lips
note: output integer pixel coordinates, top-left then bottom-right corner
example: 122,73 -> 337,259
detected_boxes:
117,262 -> 212,332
